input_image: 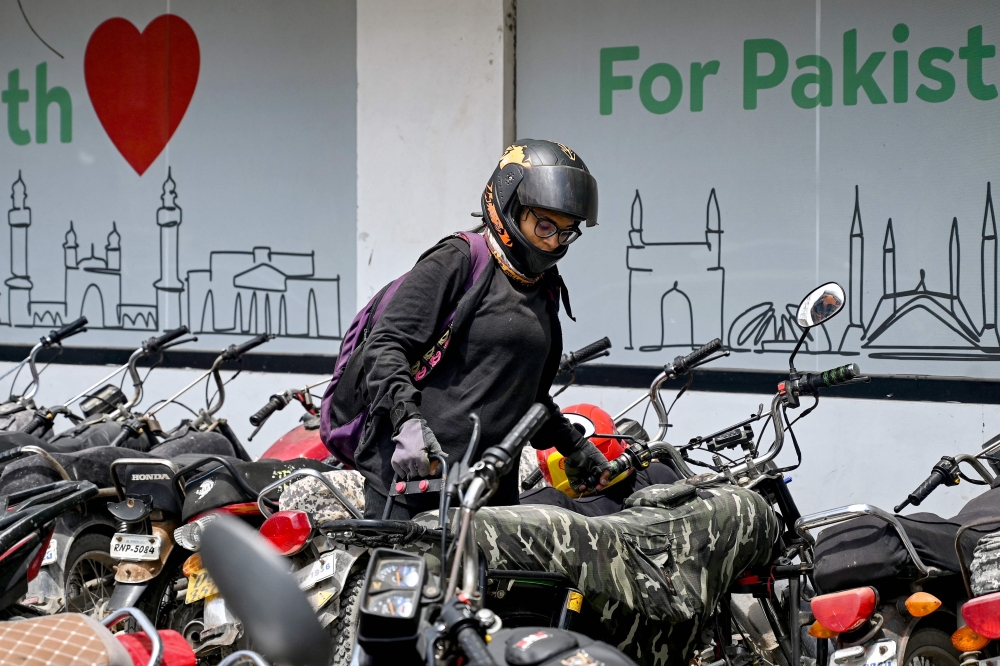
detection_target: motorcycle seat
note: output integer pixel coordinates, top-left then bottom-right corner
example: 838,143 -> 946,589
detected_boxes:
0,613 -> 133,666
813,487 -> 1000,593
180,457 -> 335,522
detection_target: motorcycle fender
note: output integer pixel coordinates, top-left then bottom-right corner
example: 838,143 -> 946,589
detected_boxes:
114,523 -> 176,584
108,582 -> 148,612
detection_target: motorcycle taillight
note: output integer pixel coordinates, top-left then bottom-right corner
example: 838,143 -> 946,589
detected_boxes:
260,510 -> 313,556
27,530 -> 53,582
811,587 -> 878,633
963,591 -> 1000,639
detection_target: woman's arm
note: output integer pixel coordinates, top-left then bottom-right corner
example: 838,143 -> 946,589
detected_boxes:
362,240 -> 471,432
531,308 -> 586,454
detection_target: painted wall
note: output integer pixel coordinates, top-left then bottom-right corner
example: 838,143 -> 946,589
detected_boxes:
518,0 -> 1000,380
356,0 -> 514,304
0,1 -> 356,355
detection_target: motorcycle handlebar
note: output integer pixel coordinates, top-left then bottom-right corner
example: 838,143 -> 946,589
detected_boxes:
668,338 -> 723,375
249,394 -> 289,426
559,337 -> 611,374
44,317 -> 88,346
805,363 -> 861,392
143,326 -> 189,354
480,403 -> 550,476
894,456 -> 959,512
221,333 -> 273,362
456,627 -> 496,666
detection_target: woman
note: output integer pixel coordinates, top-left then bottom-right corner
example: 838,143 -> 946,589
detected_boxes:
356,139 -> 610,519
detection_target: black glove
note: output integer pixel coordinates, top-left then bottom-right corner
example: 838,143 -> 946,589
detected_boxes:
564,440 -> 611,493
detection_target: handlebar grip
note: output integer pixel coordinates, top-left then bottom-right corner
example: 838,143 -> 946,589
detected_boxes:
46,317 -> 88,345
144,326 -> 189,353
807,363 -> 861,391
672,338 -> 723,375
222,333 -> 272,361
901,469 -> 947,510
481,403 -> 550,475
456,626 -> 496,666
249,395 -> 287,426
560,337 -> 612,373
583,453 -> 630,490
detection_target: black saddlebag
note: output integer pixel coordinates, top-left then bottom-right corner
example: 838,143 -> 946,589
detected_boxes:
814,488 -> 1000,592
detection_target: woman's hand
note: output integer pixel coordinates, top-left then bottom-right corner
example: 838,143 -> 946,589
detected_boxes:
563,440 -> 611,494
391,418 -> 446,479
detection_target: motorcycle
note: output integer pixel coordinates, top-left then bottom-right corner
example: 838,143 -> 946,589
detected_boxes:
199,431 -> 640,666
0,316 -> 88,435
799,437 -> 1000,666
0,327 -> 202,617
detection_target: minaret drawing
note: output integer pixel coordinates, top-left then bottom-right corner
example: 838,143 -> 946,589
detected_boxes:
839,186 -> 866,351
982,183 -> 998,348
63,222 -> 78,268
106,223 -> 121,271
883,218 -> 897,313
154,169 -> 184,330
949,217 -> 960,314
705,188 -> 725,341
6,172 -> 32,325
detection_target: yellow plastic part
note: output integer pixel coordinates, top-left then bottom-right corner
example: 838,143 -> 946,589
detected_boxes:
904,591 -> 942,617
566,591 -> 584,613
181,553 -> 203,578
952,626 -> 990,652
808,621 -> 838,639
544,451 -> 630,499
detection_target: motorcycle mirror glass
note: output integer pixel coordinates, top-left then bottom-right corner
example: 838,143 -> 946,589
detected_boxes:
796,282 -> 845,329
200,514 -> 328,666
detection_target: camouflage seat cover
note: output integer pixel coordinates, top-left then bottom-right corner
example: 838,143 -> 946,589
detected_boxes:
467,481 -> 779,666
279,469 -> 366,521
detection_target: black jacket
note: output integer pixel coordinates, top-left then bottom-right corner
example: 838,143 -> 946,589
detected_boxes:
356,237 -> 583,504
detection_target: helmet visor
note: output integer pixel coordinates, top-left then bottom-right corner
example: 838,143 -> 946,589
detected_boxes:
518,165 -> 599,227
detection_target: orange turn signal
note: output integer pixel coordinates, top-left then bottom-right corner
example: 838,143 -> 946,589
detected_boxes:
808,621 -> 838,639
904,592 -> 941,618
182,553 -> 203,577
952,626 -> 990,652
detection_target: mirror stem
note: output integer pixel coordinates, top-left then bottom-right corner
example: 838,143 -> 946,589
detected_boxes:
788,328 -> 809,373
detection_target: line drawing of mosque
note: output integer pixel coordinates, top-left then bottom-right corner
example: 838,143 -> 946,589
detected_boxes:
624,181 -> 1000,361
836,182 -> 1000,361
1,170 -> 342,340
625,189 -> 725,351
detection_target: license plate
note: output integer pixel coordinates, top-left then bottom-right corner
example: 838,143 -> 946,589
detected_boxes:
41,537 -> 57,566
294,553 -> 335,591
110,534 -> 161,561
830,640 -> 896,666
186,569 -> 220,604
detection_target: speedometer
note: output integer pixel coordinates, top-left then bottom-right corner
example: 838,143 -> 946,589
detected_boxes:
371,560 -> 422,589
365,591 -> 416,618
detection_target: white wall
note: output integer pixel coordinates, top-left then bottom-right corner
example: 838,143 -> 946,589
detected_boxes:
356,0 -> 514,304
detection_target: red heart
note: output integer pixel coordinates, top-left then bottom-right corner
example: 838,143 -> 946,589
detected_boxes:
84,15 -> 200,175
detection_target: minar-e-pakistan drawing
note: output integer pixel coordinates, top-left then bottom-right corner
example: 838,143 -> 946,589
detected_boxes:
627,182 -> 1000,362
1,171 -> 342,340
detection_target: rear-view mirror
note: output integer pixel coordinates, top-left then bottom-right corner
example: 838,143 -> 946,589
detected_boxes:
796,282 -> 845,329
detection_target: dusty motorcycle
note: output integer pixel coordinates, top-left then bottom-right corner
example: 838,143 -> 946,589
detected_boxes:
0,327 -> 203,617
799,438 -> 1000,666
0,316 -> 88,435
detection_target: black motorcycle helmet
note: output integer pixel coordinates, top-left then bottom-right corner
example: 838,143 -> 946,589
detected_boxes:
481,139 -> 598,277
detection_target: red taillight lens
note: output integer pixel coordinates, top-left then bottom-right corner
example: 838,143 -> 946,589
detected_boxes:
811,587 -> 878,633
963,591 -> 1000,639
27,530 -> 53,582
259,510 -> 313,556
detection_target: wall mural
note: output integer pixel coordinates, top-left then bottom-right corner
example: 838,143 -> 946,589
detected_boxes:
0,1 -> 356,355
519,0 -> 1000,379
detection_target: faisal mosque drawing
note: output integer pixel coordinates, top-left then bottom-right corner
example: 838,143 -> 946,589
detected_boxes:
1,171 -> 342,340
626,182 -> 1000,362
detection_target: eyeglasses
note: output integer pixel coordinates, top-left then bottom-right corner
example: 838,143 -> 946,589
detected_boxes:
527,208 -> 582,246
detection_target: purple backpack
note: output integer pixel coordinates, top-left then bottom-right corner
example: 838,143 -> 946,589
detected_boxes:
320,232 -> 493,465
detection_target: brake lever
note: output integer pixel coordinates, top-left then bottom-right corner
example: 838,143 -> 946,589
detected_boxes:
835,375 -> 871,386
687,350 -> 731,371
159,336 -> 199,352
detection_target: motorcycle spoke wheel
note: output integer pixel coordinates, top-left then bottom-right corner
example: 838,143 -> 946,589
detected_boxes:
64,534 -> 116,615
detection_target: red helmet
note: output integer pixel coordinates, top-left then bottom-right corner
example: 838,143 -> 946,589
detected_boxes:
536,404 -> 629,497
